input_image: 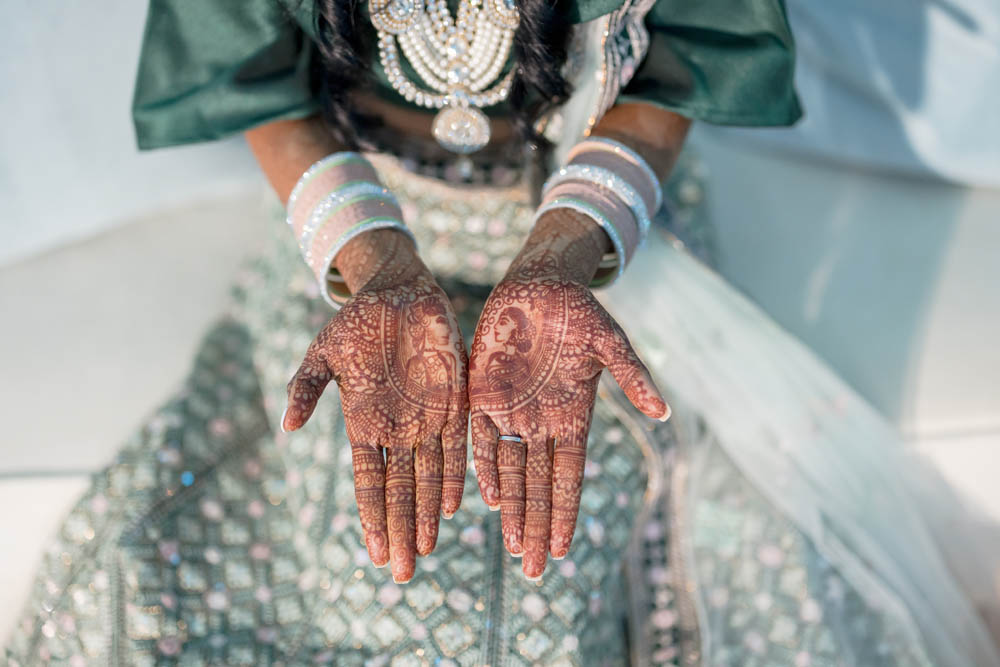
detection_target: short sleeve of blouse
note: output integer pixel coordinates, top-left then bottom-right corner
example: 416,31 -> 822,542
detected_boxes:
132,0 -> 319,149
615,0 -> 802,126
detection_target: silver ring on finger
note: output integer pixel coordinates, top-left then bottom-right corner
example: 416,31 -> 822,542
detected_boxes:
498,434 -> 524,444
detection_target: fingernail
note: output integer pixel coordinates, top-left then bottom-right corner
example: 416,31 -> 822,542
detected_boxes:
658,403 -> 672,422
488,503 -> 500,512
373,560 -> 388,569
511,551 -> 524,558
442,511 -> 455,520
391,575 -> 410,584
280,406 -> 289,433
525,573 -> 542,582
552,554 -> 566,561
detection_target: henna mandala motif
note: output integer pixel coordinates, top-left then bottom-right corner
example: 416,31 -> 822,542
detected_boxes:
469,211 -> 669,579
283,236 -> 468,583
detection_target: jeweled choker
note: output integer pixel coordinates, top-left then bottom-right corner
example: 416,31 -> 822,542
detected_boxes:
370,0 -> 519,154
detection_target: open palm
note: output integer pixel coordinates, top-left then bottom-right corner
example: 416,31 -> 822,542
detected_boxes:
469,277 -> 668,579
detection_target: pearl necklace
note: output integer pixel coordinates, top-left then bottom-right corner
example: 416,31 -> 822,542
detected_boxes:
370,0 -> 519,154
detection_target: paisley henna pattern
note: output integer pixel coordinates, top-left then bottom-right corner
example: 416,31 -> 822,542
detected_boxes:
470,210 -> 669,579
283,230 -> 469,582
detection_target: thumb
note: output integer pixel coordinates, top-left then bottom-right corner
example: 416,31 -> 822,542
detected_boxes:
282,350 -> 334,432
594,322 -> 671,422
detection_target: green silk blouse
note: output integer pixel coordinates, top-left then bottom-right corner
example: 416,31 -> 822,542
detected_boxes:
132,0 -> 802,149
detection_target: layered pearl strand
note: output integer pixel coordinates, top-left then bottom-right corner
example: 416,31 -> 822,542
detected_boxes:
370,0 -> 519,153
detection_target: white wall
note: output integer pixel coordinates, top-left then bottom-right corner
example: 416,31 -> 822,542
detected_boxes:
0,0 -> 264,267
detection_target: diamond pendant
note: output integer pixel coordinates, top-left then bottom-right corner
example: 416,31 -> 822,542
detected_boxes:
431,105 -> 491,154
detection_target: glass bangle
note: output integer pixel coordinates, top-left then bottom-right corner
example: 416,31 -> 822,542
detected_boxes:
533,197 -> 626,284
542,165 -> 651,239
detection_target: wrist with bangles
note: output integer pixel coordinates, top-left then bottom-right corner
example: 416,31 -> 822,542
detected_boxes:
533,136 -> 663,286
286,151 -> 416,308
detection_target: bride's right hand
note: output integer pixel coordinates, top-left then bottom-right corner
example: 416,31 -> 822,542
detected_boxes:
280,229 -> 469,583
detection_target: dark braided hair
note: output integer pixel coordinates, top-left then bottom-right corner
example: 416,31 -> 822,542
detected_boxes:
309,0 -> 572,152
311,0 -> 378,150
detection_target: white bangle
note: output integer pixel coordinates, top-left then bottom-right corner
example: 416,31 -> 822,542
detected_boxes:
569,137 -> 662,212
284,151 -> 416,309
542,164 -> 651,239
286,152 -> 371,225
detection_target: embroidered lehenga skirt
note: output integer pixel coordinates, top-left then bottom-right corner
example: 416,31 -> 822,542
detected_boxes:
3,153 -> 989,667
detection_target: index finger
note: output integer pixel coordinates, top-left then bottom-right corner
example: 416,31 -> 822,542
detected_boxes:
441,400 -> 469,518
471,409 -> 501,509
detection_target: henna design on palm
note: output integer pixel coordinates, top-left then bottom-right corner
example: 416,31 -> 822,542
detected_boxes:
469,213 -> 669,579
283,262 -> 468,583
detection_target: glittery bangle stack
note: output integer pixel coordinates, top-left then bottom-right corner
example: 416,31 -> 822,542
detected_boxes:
286,152 -> 416,308
535,137 -> 662,286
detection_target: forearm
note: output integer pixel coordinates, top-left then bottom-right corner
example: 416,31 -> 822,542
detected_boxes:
590,103 -> 691,181
245,115 -> 346,204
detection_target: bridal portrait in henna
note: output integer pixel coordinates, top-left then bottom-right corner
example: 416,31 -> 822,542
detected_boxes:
484,306 -> 535,392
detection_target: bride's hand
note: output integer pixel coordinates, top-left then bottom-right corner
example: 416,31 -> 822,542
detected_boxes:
468,211 -> 669,579
281,230 -> 468,583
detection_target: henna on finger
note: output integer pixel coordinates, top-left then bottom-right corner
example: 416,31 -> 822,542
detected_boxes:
471,410 -> 501,509
593,322 -> 670,420
385,447 -> 417,583
351,441 -> 390,567
414,436 -> 444,555
522,434 -> 554,579
497,438 -> 527,555
283,346 -> 336,432
441,396 -> 469,518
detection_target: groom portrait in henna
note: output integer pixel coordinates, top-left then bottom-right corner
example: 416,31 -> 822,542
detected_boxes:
404,297 -> 461,391
280,229 -> 470,584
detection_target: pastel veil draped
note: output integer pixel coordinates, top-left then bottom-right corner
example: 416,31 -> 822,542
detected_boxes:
600,229 -> 1000,667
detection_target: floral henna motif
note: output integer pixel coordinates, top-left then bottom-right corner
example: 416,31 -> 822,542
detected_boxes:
469,210 -> 669,579
283,230 -> 469,582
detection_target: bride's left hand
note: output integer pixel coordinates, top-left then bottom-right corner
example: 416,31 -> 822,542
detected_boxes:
468,210 -> 670,579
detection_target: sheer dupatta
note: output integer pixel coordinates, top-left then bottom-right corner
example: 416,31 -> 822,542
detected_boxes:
601,229 -> 1000,667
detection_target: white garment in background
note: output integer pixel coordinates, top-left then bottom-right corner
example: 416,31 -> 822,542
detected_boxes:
728,0 -> 1000,186
683,0 -> 1000,648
